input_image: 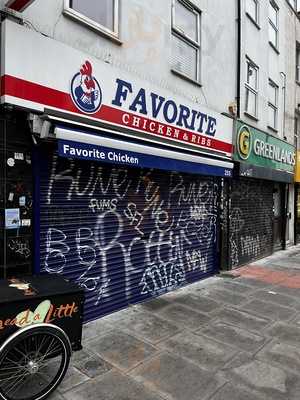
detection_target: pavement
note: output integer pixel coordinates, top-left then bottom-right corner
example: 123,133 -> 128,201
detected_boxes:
50,244 -> 300,400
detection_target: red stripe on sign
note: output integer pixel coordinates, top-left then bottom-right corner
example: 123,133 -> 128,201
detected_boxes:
99,106 -> 233,154
6,0 -> 33,11
1,74 -> 233,155
2,74 -> 77,112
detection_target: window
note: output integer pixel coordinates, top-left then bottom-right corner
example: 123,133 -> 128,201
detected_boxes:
171,0 -> 201,83
246,0 -> 259,25
64,0 -> 119,39
288,0 -> 297,9
245,59 -> 259,118
296,43 -> 300,82
268,79 -> 278,130
269,1 -> 279,50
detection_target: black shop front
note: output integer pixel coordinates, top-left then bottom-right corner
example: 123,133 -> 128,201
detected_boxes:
228,122 -> 295,269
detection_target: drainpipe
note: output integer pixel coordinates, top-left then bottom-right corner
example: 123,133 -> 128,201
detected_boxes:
236,0 -> 241,119
280,72 -> 288,250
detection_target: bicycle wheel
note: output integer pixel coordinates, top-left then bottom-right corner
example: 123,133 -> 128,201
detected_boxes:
0,323 -> 72,400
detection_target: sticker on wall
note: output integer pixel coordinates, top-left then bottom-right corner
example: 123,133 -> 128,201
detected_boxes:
14,153 -> 24,160
21,219 -> 31,227
8,192 -> 14,202
5,208 -> 20,229
19,196 -> 26,206
7,158 -> 15,167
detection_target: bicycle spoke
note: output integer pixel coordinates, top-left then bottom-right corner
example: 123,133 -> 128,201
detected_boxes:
6,373 -> 31,397
0,328 -> 70,400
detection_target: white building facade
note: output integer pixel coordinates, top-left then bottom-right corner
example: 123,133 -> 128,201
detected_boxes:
0,0 -> 237,319
229,0 -> 298,268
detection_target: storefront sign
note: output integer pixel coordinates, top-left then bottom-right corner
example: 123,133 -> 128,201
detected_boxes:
1,20 -> 233,158
235,122 -> 295,173
58,138 -> 233,178
295,151 -> 300,182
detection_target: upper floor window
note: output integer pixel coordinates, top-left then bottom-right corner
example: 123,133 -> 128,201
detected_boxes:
269,1 -> 279,50
288,0 -> 297,9
268,79 -> 278,131
64,0 -> 119,40
246,0 -> 259,25
171,0 -> 201,83
245,58 -> 259,118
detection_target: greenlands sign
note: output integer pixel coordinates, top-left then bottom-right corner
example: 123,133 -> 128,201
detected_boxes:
234,122 -> 295,173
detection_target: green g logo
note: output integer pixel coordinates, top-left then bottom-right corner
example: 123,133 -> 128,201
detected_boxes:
237,126 -> 252,160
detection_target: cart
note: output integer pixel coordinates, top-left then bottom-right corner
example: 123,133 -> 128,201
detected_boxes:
0,275 -> 84,400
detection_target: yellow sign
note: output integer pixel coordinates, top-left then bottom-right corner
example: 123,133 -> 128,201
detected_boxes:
295,151 -> 300,182
237,126 -> 251,160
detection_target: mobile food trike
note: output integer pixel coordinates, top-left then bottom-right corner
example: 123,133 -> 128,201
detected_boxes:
0,275 -> 84,400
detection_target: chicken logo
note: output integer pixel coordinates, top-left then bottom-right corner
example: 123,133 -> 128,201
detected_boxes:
70,60 -> 102,113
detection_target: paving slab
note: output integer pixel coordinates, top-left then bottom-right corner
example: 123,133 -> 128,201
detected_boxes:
48,393 -> 67,400
156,303 -> 211,330
86,330 -> 157,371
81,319 -> 114,342
116,309 -> 181,344
222,353 -> 300,400
58,366 -> 89,394
63,370 -> 163,400
234,277 -> 275,289
197,321 -> 267,353
247,289 -> 298,308
269,284 -> 300,299
130,352 -> 226,400
173,293 -> 222,313
212,307 -> 271,332
214,279 -> 257,295
195,287 -> 248,306
256,340 -> 300,375
210,382 -> 265,400
265,322 -> 300,347
139,297 -> 171,312
239,299 -> 297,321
101,306 -> 141,323
157,330 -> 237,371
74,353 -> 113,378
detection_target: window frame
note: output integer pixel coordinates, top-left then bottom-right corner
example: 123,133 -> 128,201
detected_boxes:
63,0 -> 120,42
268,0 -> 279,51
246,0 -> 260,27
268,79 -> 278,131
244,58 -> 259,119
171,0 -> 201,84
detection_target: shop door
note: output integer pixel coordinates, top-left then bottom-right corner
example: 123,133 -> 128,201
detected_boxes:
36,149 -> 219,321
229,178 -> 273,268
273,184 -> 284,250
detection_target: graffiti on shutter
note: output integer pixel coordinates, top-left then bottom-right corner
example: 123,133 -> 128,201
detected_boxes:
229,179 -> 273,268
39,152 -> 218,320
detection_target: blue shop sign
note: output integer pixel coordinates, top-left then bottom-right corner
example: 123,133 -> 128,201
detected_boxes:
58,139 -> 232,178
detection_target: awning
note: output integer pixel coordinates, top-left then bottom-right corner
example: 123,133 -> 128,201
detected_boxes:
55,126 -> 233,178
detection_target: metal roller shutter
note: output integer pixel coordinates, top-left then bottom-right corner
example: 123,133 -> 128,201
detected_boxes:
37,147 -> 219,322
229,178 -> 273,268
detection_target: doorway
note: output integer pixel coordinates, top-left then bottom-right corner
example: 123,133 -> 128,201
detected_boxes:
273,183 -> 284,250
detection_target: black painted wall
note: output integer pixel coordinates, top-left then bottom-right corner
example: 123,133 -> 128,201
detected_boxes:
0,113 -> 33,278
